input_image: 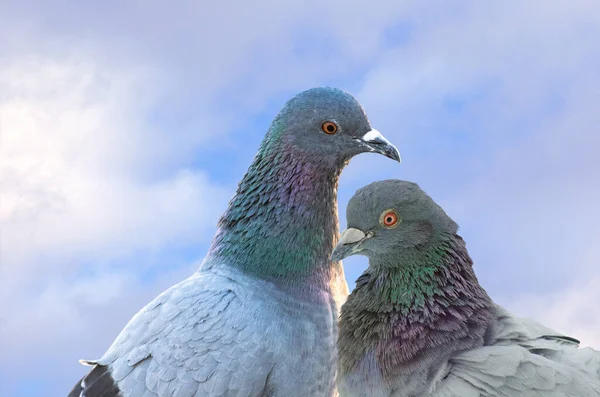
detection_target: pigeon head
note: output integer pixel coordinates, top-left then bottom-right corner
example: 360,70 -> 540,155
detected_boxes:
265,87 -> 400,167
331,180 -> 458,263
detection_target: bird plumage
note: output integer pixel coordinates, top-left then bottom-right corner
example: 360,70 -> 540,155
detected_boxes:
68,88 -> 400,397
334,180 -> 600,397
72,267 -> 338,397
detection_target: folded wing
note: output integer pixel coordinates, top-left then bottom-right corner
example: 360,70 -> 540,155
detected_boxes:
432,306 -> 600,397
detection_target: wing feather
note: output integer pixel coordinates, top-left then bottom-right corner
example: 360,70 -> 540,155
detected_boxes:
431,308 -> 600,397
69,271 -> 276,397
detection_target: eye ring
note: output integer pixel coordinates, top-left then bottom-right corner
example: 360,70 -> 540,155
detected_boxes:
379,209 -> 400,229
321,121 -> 338,135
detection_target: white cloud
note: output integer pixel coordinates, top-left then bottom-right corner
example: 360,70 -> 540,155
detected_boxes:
0,56 -> 230,286
359,0 -> 600,125
504,277 -> 600,349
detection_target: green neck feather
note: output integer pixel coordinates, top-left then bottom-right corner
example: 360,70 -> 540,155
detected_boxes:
207,122 -> 343,287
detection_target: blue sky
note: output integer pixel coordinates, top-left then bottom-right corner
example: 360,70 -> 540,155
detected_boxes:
1,1 -> 599,396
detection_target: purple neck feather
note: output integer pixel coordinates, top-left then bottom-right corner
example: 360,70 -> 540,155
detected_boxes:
206,133 -> 346,292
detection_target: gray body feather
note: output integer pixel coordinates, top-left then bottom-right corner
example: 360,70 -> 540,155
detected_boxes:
76,265 -> 338,397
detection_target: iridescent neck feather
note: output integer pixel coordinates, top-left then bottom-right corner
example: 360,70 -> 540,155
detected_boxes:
207,120 -> 345,288
338,234 -> 495,380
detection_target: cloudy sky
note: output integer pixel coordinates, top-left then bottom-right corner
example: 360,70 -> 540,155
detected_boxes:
1,1 -> 599,396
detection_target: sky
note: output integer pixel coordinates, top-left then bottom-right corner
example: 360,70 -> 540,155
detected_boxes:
1,1 -> 599,396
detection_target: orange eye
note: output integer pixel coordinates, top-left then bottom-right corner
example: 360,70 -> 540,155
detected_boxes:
380,210 -> 400,228
321,121 -> 338,134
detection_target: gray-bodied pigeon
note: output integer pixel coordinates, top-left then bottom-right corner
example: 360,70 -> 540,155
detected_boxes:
332,179 -> 600,397
67,88 -> 401,397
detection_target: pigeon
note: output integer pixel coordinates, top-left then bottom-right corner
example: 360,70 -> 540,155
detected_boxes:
67,87 -> 401,397
332,180 -> 600,397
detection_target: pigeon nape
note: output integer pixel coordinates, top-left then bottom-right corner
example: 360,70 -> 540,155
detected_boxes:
335,179 -> 600,397
68,88 -> 401,397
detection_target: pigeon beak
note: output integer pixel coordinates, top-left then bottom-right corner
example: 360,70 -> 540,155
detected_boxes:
331,228 -> 372,262
355,129 -> 401,163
